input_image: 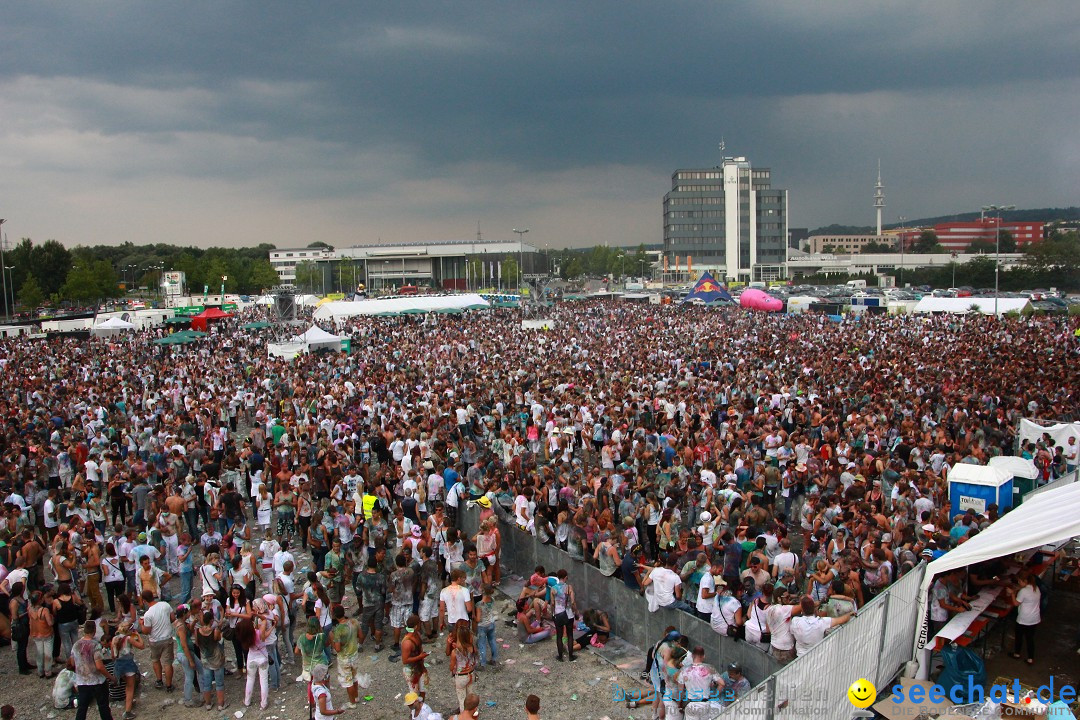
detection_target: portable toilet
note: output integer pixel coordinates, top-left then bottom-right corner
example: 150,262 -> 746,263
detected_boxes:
987,456 -> 1039,506
948,464 -> 1013,521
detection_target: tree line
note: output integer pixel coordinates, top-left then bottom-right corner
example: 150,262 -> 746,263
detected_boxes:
8,239 -> 281,310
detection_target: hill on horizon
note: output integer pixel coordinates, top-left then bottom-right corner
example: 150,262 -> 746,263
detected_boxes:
809,207 -> 1080,236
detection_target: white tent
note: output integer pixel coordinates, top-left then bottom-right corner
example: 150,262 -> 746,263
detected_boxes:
913,480 -> 1080,677
295,294 -> 321,307
987,455 -> 1039,480
267,341 -> 305,360
912,297 -> 1031,315
1018,419 -> 1080,452
90,317 -> 136,336
254,295 -> 275,306
313,293 -> 490,322
293,325 -> 343,352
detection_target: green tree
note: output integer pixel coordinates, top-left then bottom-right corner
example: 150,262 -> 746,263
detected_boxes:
62,262 -> 103,304
912,230 -> 944,253
247,260 -> 281,293
966,239 -> 996,254
562,257 -> 584,280
293,261 -> 321,292
501,256 -> 520,288
307,241 -> 333,250
1023,231 -> 1080,273
91,259 -> 123,298
862,240 -> 894,253
18,274 -> 45,310
997,230 -> 1017,253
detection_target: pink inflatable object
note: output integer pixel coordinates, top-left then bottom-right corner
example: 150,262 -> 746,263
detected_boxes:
739,288 -> 784,312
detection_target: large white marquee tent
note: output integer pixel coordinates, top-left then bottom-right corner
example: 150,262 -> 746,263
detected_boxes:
313,294 -> 489,322
912,297 -> 1031,315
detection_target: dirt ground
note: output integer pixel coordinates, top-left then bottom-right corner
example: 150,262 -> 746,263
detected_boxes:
1,563 -> 649,720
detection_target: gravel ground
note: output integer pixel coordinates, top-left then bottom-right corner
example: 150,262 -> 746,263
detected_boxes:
1,599 -> 637,720
2,533 -> 647,720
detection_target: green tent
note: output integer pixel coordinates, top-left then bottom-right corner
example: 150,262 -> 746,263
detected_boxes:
434,307 -> 465,315
164,316 -> 193,325
152,335 -> 193,345
373,311 -> 399,317
398,308 -> 427,315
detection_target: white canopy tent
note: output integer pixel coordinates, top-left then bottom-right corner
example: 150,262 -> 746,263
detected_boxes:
254,295 -> 275,306
292,325 -> 343,352
295,294 -> 321,307
912,297 -> 1031,315
90,317 -> 136,336
1018,419 -> 1080,452
267,341 -> 305,360
313,293 -> 490,322
913,480 -> 1080,677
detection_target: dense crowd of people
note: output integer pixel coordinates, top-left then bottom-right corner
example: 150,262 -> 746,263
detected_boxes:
0,299 -> 1076,720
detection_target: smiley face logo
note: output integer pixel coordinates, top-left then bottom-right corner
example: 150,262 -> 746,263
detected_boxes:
847,678 -> 877,708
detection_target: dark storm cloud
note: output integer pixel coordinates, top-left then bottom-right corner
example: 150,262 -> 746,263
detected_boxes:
0,1 -> 1078,246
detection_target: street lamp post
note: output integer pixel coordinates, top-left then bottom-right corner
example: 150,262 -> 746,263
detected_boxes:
3,266 -> 13,317
897,216 -> 907,288
982,204 -> 1015,316
0,219 -> 7,319
512,228 -> 529,295
221,275 -> 227,305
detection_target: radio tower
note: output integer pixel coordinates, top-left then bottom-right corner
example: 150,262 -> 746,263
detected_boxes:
874,160 -> 885,236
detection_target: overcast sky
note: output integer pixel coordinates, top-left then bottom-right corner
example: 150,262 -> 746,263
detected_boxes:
2,1 -> 1078,249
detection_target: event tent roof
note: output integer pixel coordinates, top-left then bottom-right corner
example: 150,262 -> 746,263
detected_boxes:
292,325 -> 343,349
924,479 -> 1080,581
312,294 -> 490,321
912,297 -> 1031,315
94,317 -> 135,329
192,307 -> 232,320
682,271 -> 733,304
915,479 -> 1080,677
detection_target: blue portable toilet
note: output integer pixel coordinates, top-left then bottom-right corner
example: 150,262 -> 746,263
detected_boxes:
948,464 -> 1013,522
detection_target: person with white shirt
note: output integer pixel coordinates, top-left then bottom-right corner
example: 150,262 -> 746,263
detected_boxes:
696,559 -> 724,621
642,555 -> 691,612
1006,573 -> 1041,664
790,596 -> 852,657
765,596 -> 802,664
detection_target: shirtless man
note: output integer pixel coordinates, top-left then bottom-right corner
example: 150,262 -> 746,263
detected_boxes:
157,495 -> 183,573
16,529 -> 46,590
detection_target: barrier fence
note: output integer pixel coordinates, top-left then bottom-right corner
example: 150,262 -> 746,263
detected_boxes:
462,507 -> 781,687
467,504 -> 925,720
717,563 -> 926,720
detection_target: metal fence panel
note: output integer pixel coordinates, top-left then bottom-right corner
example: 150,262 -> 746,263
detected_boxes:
878,565 -> 925,687
717,566 -> 929,720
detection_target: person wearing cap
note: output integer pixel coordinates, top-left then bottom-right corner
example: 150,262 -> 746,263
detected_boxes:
718,662 -> 751,706
404,691 -> 435,720
309,663 -> 344,720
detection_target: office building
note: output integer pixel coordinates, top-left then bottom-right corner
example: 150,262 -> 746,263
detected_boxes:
663,157 -> 788,282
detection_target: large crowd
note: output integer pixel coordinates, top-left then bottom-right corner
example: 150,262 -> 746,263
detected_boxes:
0,299 -> 1077,720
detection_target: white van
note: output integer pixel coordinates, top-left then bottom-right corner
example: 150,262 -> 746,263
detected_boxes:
846,279 -> 867,290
